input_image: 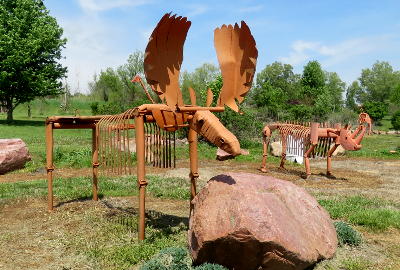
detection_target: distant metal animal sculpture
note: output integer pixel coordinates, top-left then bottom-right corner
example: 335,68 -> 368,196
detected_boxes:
358,112 -> 372,135
259,115 -> 368,178
96,13 -> 258,240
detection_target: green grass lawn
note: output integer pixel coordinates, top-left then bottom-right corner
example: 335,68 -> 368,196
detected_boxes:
345,134 -> 400,159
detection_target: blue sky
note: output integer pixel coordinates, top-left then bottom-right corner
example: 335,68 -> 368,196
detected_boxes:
45,0 -> 400,93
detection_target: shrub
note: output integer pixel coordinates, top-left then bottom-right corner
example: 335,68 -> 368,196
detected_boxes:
194,263 -> 228,270
327,108 -> 359,126
140,247 -> 228,270
215,106 -> 263,146
391,110 -> 400,130
334,221 -> 362,246
90,102 -> 99,115
140,247 -> 191,270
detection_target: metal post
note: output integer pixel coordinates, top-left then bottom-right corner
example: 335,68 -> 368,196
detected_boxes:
92,127 -> 99,201
188,127 -> 198,212
135,115 -> 147,241
46,122 -> 54,211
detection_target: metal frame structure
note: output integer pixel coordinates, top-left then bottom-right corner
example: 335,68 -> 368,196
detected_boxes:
45,116 -> 111,211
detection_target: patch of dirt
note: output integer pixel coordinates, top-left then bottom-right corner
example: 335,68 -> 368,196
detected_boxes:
0,196 -> 189,270
312,158 -> 400,203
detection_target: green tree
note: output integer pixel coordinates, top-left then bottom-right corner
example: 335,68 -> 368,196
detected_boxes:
362,101 -> 388,122
0,0 -> 67,121
89,51 -> 152,112
357,61 -> 400,104
116,51 -> 150,104
325,71 -> 345,112
205,75 -> 223,106
90,68 -> 122,103
180,63 -> 219,105
300,60 -> 325,105
390,84 -> 400,106
251,62 -> 300,117
345,81 -> 360,111
391,110 -> 400,130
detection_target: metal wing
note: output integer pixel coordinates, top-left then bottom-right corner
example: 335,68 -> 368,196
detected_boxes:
214,21 -> 258,112
144,13 -> 191,107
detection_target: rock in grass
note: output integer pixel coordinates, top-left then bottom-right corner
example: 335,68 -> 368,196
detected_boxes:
0,139 -> 31,174
270,141 -> 282,157
188,173 -> 337,270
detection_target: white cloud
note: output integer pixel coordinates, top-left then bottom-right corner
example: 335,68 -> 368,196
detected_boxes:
237,5 -> 264,13
186,4 -> 208,17
279,35 -> 393,67
59,14 -> 140,93
78,0 -> 149,12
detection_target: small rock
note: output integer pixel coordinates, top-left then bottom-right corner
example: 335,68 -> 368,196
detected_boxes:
216,148 -> 250,161
331,144 -> 345,156
270,141 -> 282,157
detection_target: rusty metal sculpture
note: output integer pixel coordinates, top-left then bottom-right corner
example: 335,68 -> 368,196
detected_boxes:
259,114 -> 370,178
45,13 -> 258,241
98,13 -> 257,240
358,112 -> 372,135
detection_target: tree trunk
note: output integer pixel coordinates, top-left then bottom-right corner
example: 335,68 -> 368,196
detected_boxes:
6,108 -> 13,122
27,103 -> 32,118
6,101 -> 13,122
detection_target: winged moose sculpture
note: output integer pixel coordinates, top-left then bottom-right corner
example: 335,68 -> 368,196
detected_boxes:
96,13 -> 258,240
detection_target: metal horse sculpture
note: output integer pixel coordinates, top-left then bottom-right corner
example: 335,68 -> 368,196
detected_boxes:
97,13 -> 258,240
259,113 -> 370,178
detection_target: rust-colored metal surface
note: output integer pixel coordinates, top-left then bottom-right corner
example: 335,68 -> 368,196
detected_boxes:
259,113 -> 369,178
45,13 -> 258,241
45,116 -> 110,211
214,21 -> 258,112
358,112 -> 372,135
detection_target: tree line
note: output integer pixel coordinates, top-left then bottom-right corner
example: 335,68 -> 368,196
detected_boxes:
1,0 -> 400,131
89,52 -> 400,124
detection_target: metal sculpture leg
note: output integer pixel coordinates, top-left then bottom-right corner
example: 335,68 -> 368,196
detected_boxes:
259,133 -> 270,173
304,144 -> 316,178
135,116 -> 147,241
326,144 -> 339,176
92,127 -> 99,201
188,128 -> 198,212
279,136 -> 287,169
46,122 -> 54,211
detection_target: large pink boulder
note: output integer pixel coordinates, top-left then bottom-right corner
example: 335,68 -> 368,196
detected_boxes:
188,173 -> 337,270
0,139 -> 31,174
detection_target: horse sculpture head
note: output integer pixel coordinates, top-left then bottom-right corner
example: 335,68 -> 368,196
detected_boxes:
339,124 -> 366,151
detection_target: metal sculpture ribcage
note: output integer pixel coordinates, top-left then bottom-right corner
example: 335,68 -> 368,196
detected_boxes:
96,13 -> 258,240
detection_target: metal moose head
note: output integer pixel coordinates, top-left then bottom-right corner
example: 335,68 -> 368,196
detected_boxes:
97,13 -> 258,240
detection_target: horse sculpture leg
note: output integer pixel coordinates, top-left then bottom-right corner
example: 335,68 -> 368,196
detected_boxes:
259,127 -> 271,173
303,144 -> 316,179
326,144 -> 339,176
279,136 -> 287,169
